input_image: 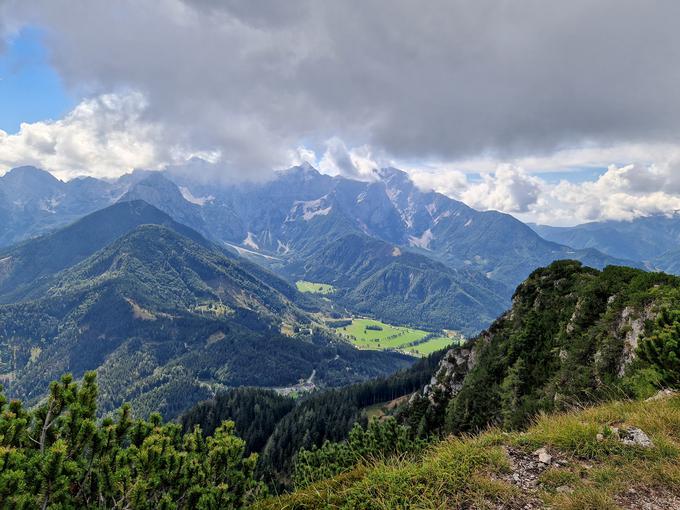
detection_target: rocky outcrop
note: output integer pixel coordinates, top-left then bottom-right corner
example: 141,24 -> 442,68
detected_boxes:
616,304 -> 657,376
410,335 -> 485,409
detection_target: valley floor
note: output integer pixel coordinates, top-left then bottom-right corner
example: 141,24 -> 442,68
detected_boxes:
332,317 -> 462,357
254,392 -> 680,509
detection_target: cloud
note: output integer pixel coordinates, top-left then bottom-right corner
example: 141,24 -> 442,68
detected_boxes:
464,166 -> 541,213
412,165 -> 540,213
410,160 -> 680,226
409,168 -> 473,200
545,162 -> 680,223
4,0 -> 680,178
0,92 -> 190,179
317,138 -> 381,180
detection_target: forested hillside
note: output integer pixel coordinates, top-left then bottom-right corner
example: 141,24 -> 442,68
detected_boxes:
301,232 -> 509,334
405,260 -> 680,435
254,260 -> 680,508
0,200 -> 209,302
181,352 -> 445,487
0,222 -> 413,418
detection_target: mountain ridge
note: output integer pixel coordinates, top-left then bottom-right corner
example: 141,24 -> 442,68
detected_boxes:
532,214 -> 680,271
0,165 -> 637,336
0,200 -> 209,303
0,218 -> 413,418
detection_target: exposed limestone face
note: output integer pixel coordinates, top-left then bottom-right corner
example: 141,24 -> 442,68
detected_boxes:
411,335 -> 484,409
616,304 -> 657,376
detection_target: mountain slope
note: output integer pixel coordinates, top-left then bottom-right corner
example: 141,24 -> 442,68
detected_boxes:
303,233 -> 509,334
651,246 -> 680,274
0,224 -> 413,418
117,173 -> 211,238
0,166 -> 124,247
166,166 -> 628,335
181,353 -> 444,486
533,214 -> 680,268
174,165 -> 631,289
257,393 -> 680,509
0,200 -> 208,302
405,260 -> 680,435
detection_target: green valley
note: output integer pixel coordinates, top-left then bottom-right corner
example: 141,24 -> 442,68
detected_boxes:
0,204 -> 415,419
332,317 -> 461,356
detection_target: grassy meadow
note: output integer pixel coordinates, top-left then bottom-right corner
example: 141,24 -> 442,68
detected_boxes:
333,318 -> 460,356
296,280 -> 336,294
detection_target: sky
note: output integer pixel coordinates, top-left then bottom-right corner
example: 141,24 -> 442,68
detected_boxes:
1,0 -> 680,226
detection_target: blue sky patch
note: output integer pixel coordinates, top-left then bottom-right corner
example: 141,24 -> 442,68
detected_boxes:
533,167 -> 607,184
0,27 -> 74,133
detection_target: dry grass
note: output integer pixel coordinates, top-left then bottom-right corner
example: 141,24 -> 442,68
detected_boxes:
254,395 -> 680,509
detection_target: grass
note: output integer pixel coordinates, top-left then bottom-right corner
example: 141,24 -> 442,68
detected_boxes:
254,394 -> 680,509
407,336 -> 461,355
333,318 -> 461,357
334,318 -> 429,349
295,280 -> 336,294
362,394 -> 413,421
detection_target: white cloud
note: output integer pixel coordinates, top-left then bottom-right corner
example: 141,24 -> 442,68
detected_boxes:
544,162 -> 680,223
287,146 -> 317,168
408,168 -> 469,197
0,92 -> 177,179
410,160 -> 680,226
317,138 -> 380,180
462,165 -> 541,213
411,165 -> 540,214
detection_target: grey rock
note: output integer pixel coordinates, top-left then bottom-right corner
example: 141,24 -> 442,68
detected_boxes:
620,427 -> 653,448
646,389 -> 676,401
533,447 -> 552,465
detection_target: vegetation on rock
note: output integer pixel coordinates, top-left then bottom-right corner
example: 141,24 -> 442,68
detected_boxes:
406,261 -> 680,436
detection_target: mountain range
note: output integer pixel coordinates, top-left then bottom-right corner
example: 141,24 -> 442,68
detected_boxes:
0,201 -> 412,418
533,214 -> 680,270
0,164 -> 636,335
2,163 -> 680,508
0,162 -> 667,418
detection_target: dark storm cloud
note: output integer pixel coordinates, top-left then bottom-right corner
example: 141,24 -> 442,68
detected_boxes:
3,0 -> 680,175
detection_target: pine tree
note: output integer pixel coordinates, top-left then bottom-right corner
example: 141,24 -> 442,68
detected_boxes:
639,308 -> 680,385
500,357 -> 527,429
0,372 -> 265,509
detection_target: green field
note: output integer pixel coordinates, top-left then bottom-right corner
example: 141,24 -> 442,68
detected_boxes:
406,336 -> 460,355
295,280 -> 336,294
332,318 -> 460,356
336,318 -> 428,348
